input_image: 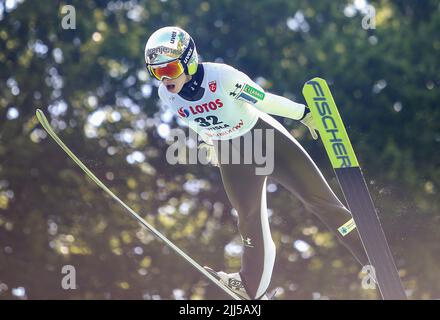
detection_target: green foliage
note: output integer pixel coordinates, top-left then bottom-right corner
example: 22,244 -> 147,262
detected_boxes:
0,0 -> 439,299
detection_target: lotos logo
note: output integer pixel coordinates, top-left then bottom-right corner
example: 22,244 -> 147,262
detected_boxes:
178,107 -> 190,118
177,99 -> 224,118
209,81 -> 217,93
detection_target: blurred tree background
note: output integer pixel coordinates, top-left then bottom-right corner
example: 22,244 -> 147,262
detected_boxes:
0,0 -> 439,300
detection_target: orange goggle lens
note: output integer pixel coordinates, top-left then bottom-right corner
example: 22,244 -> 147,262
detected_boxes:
149,60 -> 184,80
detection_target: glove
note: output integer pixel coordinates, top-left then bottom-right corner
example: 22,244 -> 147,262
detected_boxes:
198,142 -> 219,167
300,111 -> 319,140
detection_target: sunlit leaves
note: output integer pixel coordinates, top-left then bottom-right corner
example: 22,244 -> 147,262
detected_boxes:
0,0 -> 439,300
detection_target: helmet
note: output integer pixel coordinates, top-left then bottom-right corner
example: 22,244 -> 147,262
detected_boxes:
144,26 -> 198,79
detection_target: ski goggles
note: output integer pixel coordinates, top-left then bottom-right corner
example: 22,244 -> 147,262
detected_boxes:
148,60 -> 185,81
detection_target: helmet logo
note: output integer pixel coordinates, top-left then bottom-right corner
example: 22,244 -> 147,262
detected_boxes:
183,47 -> 193,64
170,31 -> 177,44
147,46 -> 180,57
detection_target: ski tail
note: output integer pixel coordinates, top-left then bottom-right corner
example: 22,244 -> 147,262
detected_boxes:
302,78 -> 407,300
35,109 -> 243,300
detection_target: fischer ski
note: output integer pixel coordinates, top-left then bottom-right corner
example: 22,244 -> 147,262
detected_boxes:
302,78 -> 407,300
35,109 -> 242,300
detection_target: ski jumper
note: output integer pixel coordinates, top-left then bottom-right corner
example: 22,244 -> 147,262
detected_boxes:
158,62 -> 368,299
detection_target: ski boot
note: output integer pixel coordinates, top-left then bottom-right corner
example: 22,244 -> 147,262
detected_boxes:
204,266 -> 269,300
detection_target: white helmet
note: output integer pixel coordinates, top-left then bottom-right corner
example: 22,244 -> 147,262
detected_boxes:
144,26 -> 199,79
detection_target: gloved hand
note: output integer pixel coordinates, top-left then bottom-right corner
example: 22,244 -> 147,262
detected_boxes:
300,111 -> 319,140
198,142 -> 219,167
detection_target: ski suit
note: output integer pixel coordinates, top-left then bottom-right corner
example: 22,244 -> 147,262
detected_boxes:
158,62 -> 368,299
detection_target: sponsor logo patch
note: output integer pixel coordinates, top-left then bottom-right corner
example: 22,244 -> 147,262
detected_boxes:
229,83 -> 243,97
205,119 -> 245,137
243,84 -> 265,100
177,107 -> 190,118
338,218 -> 356,236
177,99 -> 224,118
229,83 -> 264,103
209,81 -> 217,93
237,92 -> 257,104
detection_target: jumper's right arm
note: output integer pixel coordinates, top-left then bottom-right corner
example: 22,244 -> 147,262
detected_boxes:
218,64 -> 319,140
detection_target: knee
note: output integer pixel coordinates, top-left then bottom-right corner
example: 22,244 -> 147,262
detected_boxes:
234,202 -> 262,219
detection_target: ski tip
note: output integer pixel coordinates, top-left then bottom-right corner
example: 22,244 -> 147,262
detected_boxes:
304,77 -> 326,85
35,109 -> 50,127
302,77 -> 326,95
35,108 -> 45,123
203,266 -> 221,280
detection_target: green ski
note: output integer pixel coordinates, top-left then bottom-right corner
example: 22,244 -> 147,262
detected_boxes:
302,78 -> 406,300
